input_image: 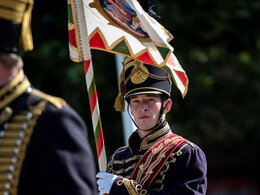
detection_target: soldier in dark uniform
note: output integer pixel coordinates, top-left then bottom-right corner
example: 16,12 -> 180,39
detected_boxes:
0,0 -> 98,194
96,57 -> 207,194
96,0 -> 207,194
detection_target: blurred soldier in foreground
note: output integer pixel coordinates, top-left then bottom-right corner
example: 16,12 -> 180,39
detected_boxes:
96,57 -> 207,194
0,0 -> 97,194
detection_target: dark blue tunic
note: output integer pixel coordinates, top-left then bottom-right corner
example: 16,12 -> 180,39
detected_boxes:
108,123 -> 207,194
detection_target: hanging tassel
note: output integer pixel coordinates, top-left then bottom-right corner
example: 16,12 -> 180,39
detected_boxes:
114,65 -> 126,112
114,92 -> 125,112
22,0 -> 34,51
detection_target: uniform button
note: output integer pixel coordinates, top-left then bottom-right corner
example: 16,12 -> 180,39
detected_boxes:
3,190 -> 10,195
26,112 -> 33,119
14,147 -> 20,154
19,131 -> 25,137
0,130 -> 5,137
7,173 -> 13,180
22,122 -> 29,129
9,164 -> 15,172
5,182 -> 11,189
16,139 -> 22,145
26,87 -> 32,93
11,157 -> 17,163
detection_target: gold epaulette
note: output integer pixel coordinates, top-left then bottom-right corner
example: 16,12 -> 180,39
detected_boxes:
30,89 -> 67,109
0,99 -> 49,195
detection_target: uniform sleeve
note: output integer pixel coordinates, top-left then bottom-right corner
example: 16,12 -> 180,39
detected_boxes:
109,144 -> 207,195
34,104 -> 98,195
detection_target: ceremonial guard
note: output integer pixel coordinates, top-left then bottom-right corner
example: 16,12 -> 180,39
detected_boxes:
96,58 -> 207,194
0,0 -> 97,194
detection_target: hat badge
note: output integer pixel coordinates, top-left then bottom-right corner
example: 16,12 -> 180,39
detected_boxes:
130,61 -> 149,84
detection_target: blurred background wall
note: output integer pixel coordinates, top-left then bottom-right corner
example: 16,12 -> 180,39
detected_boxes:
22,0 -> 260,194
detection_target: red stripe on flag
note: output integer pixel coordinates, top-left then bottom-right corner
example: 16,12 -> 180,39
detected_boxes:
175,70 -> 187,86
68,29 -> 77,48
90,32 -> 106,49
96,126 -> 104,157
83,60 -> 91,75
136,52 -> 155,65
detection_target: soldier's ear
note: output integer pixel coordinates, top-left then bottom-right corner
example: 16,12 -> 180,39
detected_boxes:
163,99 -> 172,114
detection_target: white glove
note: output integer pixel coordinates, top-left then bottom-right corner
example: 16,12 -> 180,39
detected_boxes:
96,172 -> 118,195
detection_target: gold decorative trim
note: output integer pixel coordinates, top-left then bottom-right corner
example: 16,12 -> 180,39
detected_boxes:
130,63 -> 149,84
0,100 -> 48,195
0,0 -> 27,23
117,178 -> 147,195
154,142 -> 194,190
0,107 -> 13,125
125,64 -> 170,86
0,70 -> 30,109
107,146 -> 142,176
30,89 -> 66,109
139,123 -> 171,150
111,163 -> 138,175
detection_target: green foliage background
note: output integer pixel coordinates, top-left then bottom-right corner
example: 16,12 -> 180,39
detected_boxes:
23,0 -> 260,189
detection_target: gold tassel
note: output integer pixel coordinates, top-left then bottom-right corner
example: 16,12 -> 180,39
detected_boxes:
114,65 -> 126,112
114,93 -> 125,112
21,0 -> 34,51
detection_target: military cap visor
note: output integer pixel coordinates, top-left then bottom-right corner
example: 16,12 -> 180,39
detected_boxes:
125,90 -> 163,99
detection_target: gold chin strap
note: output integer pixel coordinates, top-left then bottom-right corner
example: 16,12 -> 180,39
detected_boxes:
0,0 -> 34,51
0,69 -> 31,109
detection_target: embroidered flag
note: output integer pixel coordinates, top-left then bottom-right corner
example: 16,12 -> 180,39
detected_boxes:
68,0 -> 188,97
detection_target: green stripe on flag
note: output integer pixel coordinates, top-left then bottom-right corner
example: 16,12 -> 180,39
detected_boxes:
157,46 -> 170,60
67,4 -> 73,24
112,40 -> 130,55
162,65 -> 174,82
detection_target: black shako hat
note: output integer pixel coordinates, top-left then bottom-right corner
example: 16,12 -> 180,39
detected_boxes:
0,0 -> 34,54
114,57 -> 172,112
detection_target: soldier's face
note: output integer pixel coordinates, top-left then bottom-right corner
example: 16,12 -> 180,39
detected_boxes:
129,94 -> 162,131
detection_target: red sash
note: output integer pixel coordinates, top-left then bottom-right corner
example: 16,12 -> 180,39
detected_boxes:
130,134 -> 186,187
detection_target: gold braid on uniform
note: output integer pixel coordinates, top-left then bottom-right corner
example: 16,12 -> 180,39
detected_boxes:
153,142 -> 195,190
0,69 -> 67,195
0,99 -> 48,195
0,70 -> 30,110
0,0 -> 34,51
117,178 -> 147,195
107,147 -> 142,178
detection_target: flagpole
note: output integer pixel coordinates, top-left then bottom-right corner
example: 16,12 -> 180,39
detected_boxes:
68,0 -> 107,172
83,59 -> 107,172
115,54 -> 135,145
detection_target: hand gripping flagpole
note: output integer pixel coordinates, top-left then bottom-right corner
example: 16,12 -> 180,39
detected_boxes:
68,0 -> 107,171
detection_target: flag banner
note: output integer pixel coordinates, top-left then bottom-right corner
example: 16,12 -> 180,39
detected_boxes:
68,0 -> 188,96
